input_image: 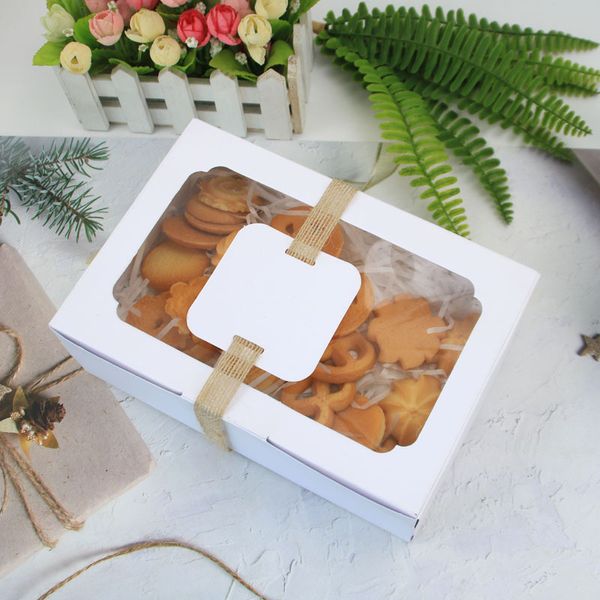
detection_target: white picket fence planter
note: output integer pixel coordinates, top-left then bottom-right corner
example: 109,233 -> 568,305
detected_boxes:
55,13 -> 313,139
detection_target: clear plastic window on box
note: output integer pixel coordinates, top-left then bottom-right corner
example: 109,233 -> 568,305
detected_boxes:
114,167 -> 481,452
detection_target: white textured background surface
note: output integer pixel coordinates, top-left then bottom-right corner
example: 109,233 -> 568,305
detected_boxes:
1,138 -> 600,599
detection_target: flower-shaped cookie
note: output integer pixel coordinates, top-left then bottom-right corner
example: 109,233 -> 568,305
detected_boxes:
165,275 -> 209,334
379,375 -> 441,446
280,378 -> 355,426
367,295 -> 446,370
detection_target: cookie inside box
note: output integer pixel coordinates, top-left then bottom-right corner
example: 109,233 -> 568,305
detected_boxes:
113,167 -> 481,452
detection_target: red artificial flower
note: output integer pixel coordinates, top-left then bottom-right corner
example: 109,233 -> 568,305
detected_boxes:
177,8 -> 211,47
206,4 -> 240,46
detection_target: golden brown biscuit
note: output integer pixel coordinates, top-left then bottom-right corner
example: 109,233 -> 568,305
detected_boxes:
245,366 -> 284,395
435,313 -> 479,375
185,339 -> 221,365
141,241 -> 209,291
184,211 -> 243,235
280,378 -> 355,427
197,173 -> 252,213
165,275 -> 209,334
313,332 -> 376,384
270,207 -> 345,257
334,274 -> 374,337
367,295 -> 446,370
379,375 -> 441,446
332,402 -> 394,451
211,230 -> 239,267
162,216 -> 222,250
126,294 -> 190,349
186,196 -> 247,225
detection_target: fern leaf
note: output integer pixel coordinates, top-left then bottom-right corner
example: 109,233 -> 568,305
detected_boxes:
324,4 -> 592,137
325,4 -> 599,53
519,50 -> 600,95
429,102 -> 513,223
395,69 -> 574,162
329,42 -> 470,236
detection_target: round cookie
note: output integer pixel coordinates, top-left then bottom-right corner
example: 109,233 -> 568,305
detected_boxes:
184,211 -> 243,235
334,274 -> 374,337
186,196 -> 247,225
162,216 -> 222,250
211,230 -> 239,267
270,207 -> 345,257
141,241 -> 209,291
332,402 -> 393,451
197,173 -> 253,213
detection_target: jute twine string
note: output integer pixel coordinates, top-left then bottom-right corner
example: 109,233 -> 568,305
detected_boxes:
36,539 -> 268,600
193,180 -> 357,449
287,179 -> 357,265
0,325 -> 84,547
194,336 -> 263,449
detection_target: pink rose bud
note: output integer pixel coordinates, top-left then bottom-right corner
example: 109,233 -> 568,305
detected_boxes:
85,0 -> 109,11
221,0 -> 252,19
84,0 -> 133,25
177,9 -> 211,47
206,4 -> 240,46
126,0 -> 159,9
90,9 -> 125,46
160,0 -> 188,6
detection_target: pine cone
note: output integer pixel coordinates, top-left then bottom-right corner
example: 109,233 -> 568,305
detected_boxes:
27,396 -> 66,432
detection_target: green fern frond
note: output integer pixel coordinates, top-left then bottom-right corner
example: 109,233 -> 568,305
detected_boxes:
329,42 -> 469,236
520,50 -> 600,95
324,4 -> 591,137
429,102 -> 513,223
326,4 -> 599,53
549,84 -> 599,98
395,70 -> 574,162
428,5 -> 598,53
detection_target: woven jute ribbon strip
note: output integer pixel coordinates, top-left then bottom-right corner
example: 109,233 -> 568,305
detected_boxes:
194,179 -> 357,448
0,325 -> 84,547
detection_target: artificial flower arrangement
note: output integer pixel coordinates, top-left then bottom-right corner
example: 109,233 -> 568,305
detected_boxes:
34,0 -> 317,82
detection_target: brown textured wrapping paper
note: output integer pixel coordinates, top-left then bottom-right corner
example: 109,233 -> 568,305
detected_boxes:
0,243 -> 153,576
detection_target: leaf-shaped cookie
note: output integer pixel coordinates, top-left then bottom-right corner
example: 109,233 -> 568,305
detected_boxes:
367,295 -> 446,370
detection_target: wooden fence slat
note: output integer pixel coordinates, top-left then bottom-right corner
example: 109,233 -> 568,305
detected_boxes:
210,70 -> 247,137
300,13 -> 313,73
158,68 -> 196,134
54,67 -> 109,131
257,70 -> 292,140
111,65 -> 154,133
287,55 -> 306,134
293,23 -> 311,96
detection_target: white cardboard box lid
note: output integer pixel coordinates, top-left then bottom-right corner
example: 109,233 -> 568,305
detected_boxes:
50,119 -> 539,519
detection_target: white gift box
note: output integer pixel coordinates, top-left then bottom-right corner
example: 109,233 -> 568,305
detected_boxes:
50,119 -> 538,540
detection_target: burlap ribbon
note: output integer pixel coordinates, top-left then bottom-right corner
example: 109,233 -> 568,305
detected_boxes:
0,325 -> 84,547
194,179 -> 357,448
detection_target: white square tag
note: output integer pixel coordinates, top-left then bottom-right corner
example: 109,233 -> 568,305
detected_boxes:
187,223 -> 361,382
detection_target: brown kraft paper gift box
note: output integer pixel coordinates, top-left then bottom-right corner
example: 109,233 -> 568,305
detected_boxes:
0,243 -> 153,576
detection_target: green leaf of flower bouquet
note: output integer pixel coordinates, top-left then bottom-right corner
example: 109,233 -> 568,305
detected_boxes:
269,19 -> 292,42
73,14 -> 98,48
48,0 -> 89,20
289,0 -> 320,23
108,58 -> 155,75
171,47 -> 197,73
264,40 -> 294,71
209,49 -> 257,82
32,41 -> 65,66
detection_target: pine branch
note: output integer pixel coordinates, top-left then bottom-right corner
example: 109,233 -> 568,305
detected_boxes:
429,102 -> 513,223
13,172 -> 106,241
0,138 -> 108,241
330,41 -> 469,236
34,138 -> 110,178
